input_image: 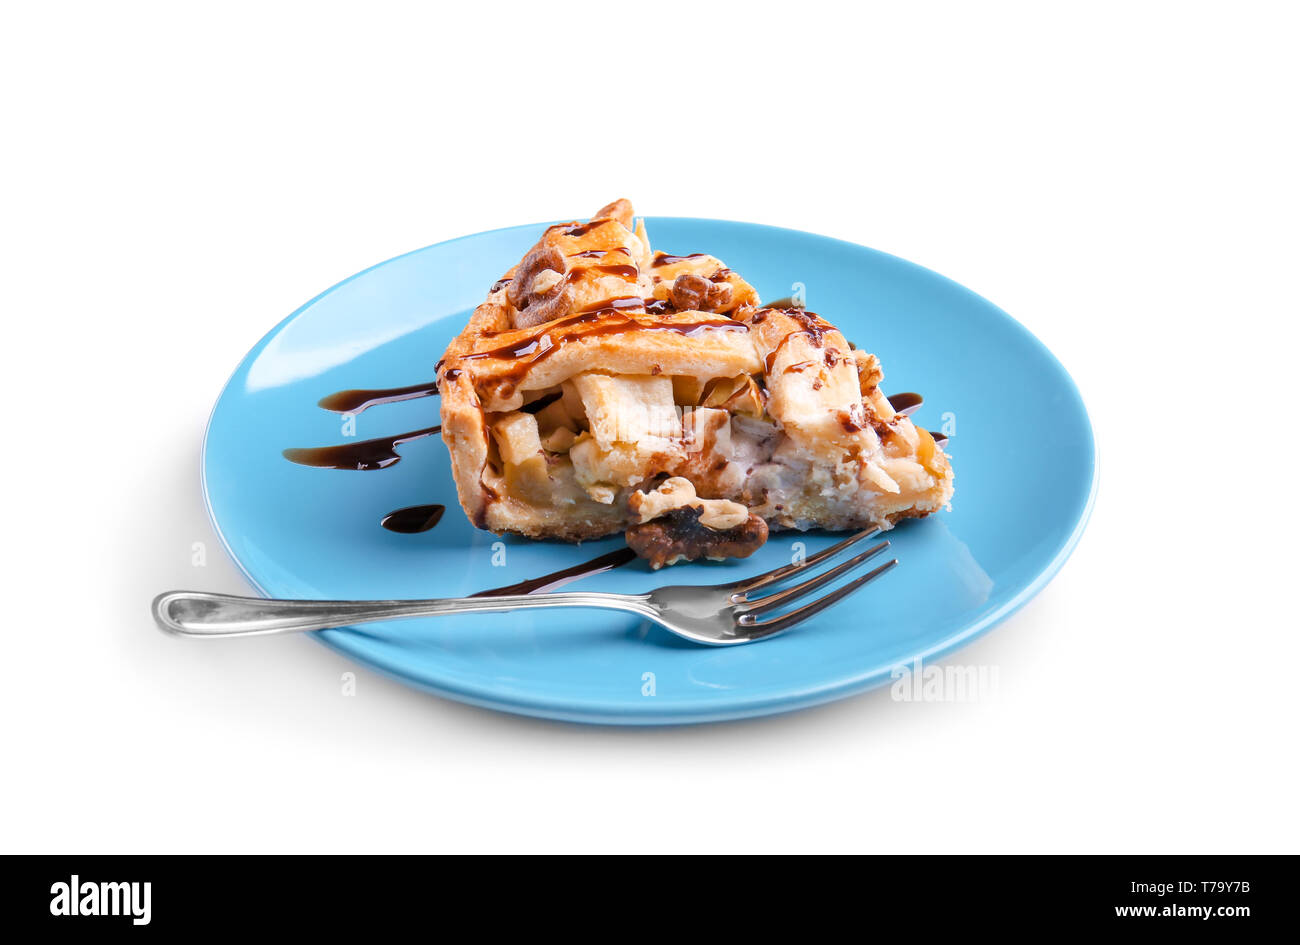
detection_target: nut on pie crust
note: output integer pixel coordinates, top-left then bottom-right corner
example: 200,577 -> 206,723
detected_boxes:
437,200 -> 954,563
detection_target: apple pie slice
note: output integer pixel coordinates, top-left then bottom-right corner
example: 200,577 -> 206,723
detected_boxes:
437,199 -> 953,566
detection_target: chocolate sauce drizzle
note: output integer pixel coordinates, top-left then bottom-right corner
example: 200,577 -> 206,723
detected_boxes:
569,247 -> 631,259
380,504 -> 445,533
762,310 -> 831,375
652,252 -> 706,267
471,548 -> 637,597
564,263 -> 638,283
282,425 -> 441,471
576,295 -> 649,315
318,381 -> 440,415
465,306 -> 747,397
549,218 -> 611,238
888,392 -> 923,416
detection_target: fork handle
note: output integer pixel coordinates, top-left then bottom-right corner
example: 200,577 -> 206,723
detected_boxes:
153,590 -> 652,638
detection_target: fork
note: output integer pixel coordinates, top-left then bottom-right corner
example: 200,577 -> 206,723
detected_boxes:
152,530 -> 896,646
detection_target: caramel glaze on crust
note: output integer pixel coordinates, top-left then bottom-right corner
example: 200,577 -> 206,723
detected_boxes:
437,200 -> 955,551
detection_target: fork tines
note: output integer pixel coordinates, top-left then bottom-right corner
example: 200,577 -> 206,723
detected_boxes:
732,529 -> 898,635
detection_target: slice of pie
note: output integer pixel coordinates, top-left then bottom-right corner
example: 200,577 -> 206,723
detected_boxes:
437,199 -> 953,566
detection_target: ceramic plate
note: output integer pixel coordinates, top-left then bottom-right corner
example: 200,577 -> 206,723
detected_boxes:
202,218 -> 1097,724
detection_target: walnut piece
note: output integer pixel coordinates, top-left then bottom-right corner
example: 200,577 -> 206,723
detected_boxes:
854,349 -> 883,394
628,477 -> 744,528
626,507 -> 769,569
670,273 -> 733,313
507,244 -> 573,328
625,477 -> 767,568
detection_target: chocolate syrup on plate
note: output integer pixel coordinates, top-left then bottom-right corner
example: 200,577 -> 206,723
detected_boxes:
318,381 -> 440,415
282,425 -> 441,471
888,392 -> 923,416
471,548 -> 637,597
380,504 -> 446,533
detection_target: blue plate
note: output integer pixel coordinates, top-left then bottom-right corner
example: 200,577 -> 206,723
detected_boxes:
203,218 -> 1097,725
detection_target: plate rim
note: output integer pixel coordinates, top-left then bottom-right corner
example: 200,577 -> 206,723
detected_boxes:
200,216 -> 1099,725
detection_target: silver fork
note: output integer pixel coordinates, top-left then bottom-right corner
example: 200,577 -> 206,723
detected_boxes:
152,530 -> 896,646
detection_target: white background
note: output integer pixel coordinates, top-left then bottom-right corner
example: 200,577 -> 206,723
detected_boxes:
3,1 -> 1296,853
